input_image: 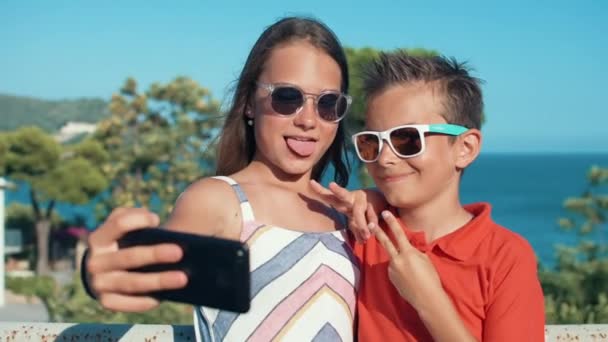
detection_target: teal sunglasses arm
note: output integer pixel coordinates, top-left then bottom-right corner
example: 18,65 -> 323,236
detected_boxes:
428,124 -> 469,136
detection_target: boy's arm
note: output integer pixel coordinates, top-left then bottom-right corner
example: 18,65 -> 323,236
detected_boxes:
372,211 -> 477,342
483,241 -> 545,341
417,292 -> 478,342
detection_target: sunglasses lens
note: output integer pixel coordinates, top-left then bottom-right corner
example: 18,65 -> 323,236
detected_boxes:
268,85 -> 347,121
355,134 -> 380,162
271,86 -> 304,115
390,127 -> 422,156
317,93 -> 346,122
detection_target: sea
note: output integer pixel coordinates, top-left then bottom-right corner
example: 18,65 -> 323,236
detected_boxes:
459,152 -> 608,268
4,152 -> 608,268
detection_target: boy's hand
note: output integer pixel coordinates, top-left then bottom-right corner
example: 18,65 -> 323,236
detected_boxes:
371,210 -> 444,310
310,180 -> 377,243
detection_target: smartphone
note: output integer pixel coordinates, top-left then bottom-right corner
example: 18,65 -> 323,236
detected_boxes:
117,228 -> 250,313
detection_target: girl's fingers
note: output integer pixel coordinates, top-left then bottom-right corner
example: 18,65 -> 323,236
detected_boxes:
366,203 -> 379,233
87,243 -> 183,274
370,221 -> 399,258
327,182 -> 355,207
92,270 -> 188,295
98,293 -> 161,313
89,208 -> 160,247
310,179 -> 333,197
380,210 -> 413,252
310,180 -> 351,212
351,196 -> 370,241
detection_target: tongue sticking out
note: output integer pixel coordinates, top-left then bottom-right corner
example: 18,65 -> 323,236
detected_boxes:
286,138 -> 316,157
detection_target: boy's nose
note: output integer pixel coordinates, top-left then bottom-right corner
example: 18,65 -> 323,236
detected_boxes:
377,140 -> 400,166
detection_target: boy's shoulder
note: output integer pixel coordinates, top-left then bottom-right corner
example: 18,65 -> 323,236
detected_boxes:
468,203 -> 538,268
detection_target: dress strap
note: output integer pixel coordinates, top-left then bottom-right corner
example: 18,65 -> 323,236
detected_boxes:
212,176 -> 256,222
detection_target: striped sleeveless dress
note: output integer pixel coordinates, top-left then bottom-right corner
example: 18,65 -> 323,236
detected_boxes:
194,176 -> 360,342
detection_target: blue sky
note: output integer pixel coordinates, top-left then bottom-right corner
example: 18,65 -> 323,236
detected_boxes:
1,1 -> 607,153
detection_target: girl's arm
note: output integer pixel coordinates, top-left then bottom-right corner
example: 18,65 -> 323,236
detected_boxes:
83,177 -> 241,312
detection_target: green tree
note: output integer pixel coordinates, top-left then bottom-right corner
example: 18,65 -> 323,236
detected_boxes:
541,166 -> 608,323
5,203 -> 64,268
6,275 -> 192,324
344,47 -> 381,134
94,77 -> 221,220
0,134 -> 7,170
344,47 -> 439,135
0,127 -> 109,274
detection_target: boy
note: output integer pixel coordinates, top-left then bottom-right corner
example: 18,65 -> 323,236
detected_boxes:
314,51 -> 545,341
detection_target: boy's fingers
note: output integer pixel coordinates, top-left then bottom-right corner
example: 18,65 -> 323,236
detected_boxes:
371,223 -> 399,258
380,211 -> 413,251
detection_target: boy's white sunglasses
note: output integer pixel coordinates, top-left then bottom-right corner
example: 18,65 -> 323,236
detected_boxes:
352,124 -> 468,163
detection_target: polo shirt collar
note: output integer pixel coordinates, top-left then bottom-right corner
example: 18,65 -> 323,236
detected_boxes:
395,202 -> 494,262
434,203 -> 493,261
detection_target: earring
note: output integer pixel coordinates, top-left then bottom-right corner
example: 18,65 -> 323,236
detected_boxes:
247,119 -> 253,126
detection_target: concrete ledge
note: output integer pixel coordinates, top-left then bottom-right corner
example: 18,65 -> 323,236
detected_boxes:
546,324 -> 608,341
0,322 -> 196,341
0,322 -> 607,341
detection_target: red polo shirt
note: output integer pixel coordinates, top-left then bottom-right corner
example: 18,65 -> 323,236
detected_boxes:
354,203 -> 545,341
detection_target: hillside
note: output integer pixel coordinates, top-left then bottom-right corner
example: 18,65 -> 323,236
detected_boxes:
0,93 -> 108,132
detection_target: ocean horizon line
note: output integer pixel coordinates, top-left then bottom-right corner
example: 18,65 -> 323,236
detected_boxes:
477,151 -> 608,156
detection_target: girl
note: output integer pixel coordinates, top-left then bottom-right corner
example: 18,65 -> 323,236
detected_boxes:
83,17 -> 359,342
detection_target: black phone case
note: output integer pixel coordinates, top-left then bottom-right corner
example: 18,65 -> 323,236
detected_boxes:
118,228 -> 251,313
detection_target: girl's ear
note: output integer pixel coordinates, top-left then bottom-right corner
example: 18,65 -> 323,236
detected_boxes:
455,128 -> 482,169
245,107 -> 254,119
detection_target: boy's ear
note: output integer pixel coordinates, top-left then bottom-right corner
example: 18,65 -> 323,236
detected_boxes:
455,128 -> 482,169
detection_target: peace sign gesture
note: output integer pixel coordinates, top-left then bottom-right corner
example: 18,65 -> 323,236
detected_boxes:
372,210 -> 444,309
372,210 -> 478,341
310,180 -> 385,243
310,180 -> 384,243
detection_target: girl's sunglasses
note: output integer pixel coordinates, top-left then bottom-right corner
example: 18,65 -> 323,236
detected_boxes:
257,82 -> 352,123
352,124 -> 469,163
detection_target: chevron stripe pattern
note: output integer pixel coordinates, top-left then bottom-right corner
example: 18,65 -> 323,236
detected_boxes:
196,222 -> 360,342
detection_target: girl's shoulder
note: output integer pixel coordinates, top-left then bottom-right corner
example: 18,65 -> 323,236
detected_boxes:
165,176 -> 244,239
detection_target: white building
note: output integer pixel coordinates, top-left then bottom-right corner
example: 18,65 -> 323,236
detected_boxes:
54,121 -> 97,142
